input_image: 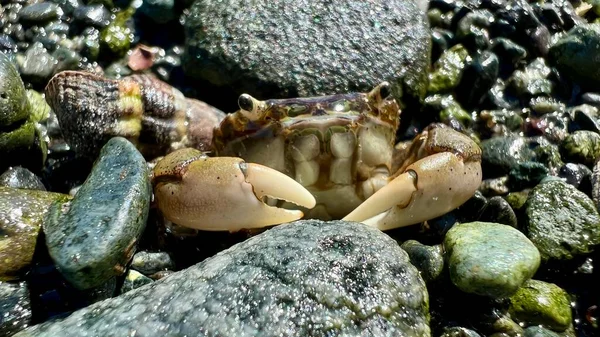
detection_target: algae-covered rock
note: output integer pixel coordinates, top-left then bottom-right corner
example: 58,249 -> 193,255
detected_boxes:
560,130 -> 600,167
525,179 -> 600,261
444,222 -> 540,298
44,137 -> 152,290
428,44 -> 470,94
0,187 -> 70,280
549,23 -> 600,88
509,280 -> 572,331
17,220 -> 430,337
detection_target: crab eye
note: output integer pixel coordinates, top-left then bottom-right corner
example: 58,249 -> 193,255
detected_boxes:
379,82 -> 391,100
238,94 -> 260,121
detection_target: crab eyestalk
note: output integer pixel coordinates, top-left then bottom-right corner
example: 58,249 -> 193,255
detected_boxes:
152,148 -> 316,231
237,93 -> 266,121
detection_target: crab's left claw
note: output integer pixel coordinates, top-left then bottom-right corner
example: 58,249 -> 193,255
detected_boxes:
343,125 -> 482,230
152,148 -> 316,231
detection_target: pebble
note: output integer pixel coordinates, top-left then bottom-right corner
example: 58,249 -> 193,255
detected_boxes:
73,5 -> 110,28
560,130 -> 600,167
507,161 -> 549,190
44,137 -> 152,290
509,279 -> 572,331
16,220 -> 430,336
0,166 -> 45,190
428,44 -> 470,94
525,179 -> 600,261
400,240 -> 444,283
444,221 -> 540,298
456,50 -> 499,109
559,162 -> 592,190
130,251 -> 175,275
18,3 -> 63,25
19,42 -> 56,84
439,327 -> 483,337
0,187 -> 69,280
139,0 -> 176,24
479,196 -> 518,228
120,270 -> 153,294
523,326 -> 561,337
0,281 -> 31,336
549,23 -> 600,89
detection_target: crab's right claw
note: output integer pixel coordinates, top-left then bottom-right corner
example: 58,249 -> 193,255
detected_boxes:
151,148 -> 316,231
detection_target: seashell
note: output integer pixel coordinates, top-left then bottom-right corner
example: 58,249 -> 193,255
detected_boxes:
44,71 -> 225,159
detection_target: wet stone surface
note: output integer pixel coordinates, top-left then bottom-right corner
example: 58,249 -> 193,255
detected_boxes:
16,220 -> 430,337
44,137 -> 152,290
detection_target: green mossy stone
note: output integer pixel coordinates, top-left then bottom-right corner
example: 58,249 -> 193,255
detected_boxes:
0,187 -> 70,280
509,280 -> 572,331
428,44 -> 470,94
0,53 -> 29,127
444,222 -> 540,298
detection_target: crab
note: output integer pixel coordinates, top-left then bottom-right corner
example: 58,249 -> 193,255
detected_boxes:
151,82 -> 482,232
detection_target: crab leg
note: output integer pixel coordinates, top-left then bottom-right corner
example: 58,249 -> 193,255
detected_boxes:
343,125 -> 482,230
152,148 -> 316,231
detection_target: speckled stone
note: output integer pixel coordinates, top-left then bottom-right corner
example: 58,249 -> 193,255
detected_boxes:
0,167 -> 45,190
0,281 -> 31,336
130,251 -> 175,275
0,187 -> 69,281
525,179 -> 600,261
44,137 -> 152,290
17,220 -> 430,337
184,0 -> 430,106
120,269 -> 153,294
444,222 -> 540,298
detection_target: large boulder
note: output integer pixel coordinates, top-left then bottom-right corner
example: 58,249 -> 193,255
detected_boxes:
183,0 -> 430,111
16,220 -> 430,337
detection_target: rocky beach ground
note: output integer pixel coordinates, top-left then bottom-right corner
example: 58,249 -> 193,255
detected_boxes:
0,0 -> 599,336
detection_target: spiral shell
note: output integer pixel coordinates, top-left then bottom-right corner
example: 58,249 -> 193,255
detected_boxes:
44,71 -> 225,159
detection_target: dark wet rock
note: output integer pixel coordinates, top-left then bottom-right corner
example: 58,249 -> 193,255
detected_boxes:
44,20 -> 69,35
479,176 -> 510,196
44,137 -> 151,290
481,135 -> 536,177
52,47 -> 82,74
0,281 -> 31,336
428,44 -> 470,94
444,222 -> 540,298
120,270 -> 153,294
509,279 -> 572,331
569,104 -> 600,133
400,240 -> 444,283
581,92 -> 600,107
130,251 -> 175,275
490,38 -> 527,73
0,187 -> 69,281
20,42 -> 56,84
0,166 -> 45,190
507,58 -> 553,97
424,94 -> 471,128
486,78 -> 520,109
439,327 -> 483,337
560,130 -> 600,167
456,51 -> 499,109
479,196 -> 518,228
523,326 -> 561,337
73,5 -> 110,28
592,157 -> 600,213
49,0 -> 82,15
549,24 -> 600,89
455,190 -> 488,221
559,162 -> 592,190
19,3 -> 63,24
184,0 -> 431,109
456,10 -> 493,51
525,179 -> 600,261
508,161 -> 549,190
493,0 -> 550,57
139,0 -> 175,24
431,28 -> 454,63
0,34 -> 18,54
16,220 -> 430,336
78,27 -> 100,60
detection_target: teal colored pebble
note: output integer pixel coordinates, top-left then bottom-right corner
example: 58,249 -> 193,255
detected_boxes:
44,137 -> 152,290
444,221 -> 541,299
